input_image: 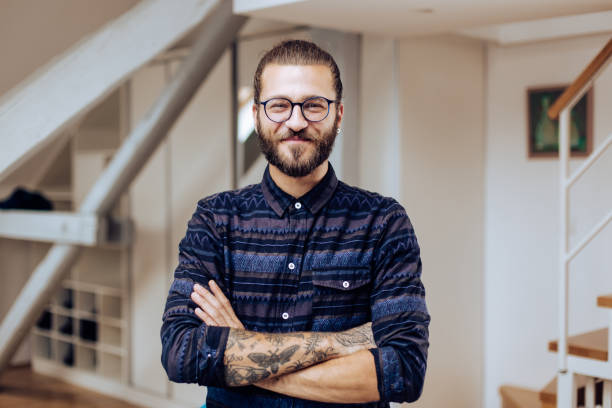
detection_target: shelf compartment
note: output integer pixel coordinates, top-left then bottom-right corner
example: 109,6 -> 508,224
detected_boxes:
57,340 -> 75,367
78,318 -> 98,342
99,324 -> 122,348
33,334 -> 53,360
101,294 -> 122,319
76,345 -> 97,372
77,291 -> 97,315
35,309 -> 52,331
56,314 -> 74,336
54,287 -> 74,309
98,351 -> 122,379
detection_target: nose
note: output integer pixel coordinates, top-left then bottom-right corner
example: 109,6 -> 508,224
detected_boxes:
284,104 -> 308,132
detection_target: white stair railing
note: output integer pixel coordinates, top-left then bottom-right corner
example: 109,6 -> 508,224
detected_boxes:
604,379 -> 612,408
585,377 -> 595,408
551,37 -> 612,408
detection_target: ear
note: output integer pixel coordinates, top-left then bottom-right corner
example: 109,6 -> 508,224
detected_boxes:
252,103 -> 259,122
335,102 -> 344,127
252,103 -> 259,132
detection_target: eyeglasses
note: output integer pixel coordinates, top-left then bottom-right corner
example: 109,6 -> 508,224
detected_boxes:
259,96 -> 337,123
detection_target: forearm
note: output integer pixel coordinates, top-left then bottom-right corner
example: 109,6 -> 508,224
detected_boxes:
255,349 -> 379,403
223,323 -> 375,386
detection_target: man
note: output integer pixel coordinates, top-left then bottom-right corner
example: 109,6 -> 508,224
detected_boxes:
161,40 -> 429,408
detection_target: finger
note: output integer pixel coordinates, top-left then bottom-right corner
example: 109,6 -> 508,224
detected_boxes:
190,290 -> 204,308
191,291 -> 225,326
194,284 -> 222,309
192,289 -> 231,327
209,281 -> 243,328
194,307 -> 216,326
195,284 -> 234,326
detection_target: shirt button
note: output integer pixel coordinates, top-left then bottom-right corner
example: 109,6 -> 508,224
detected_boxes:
288,262 -> 296,270
294,202 -> 302,210
282,312 -> 289,320
342,281 -> 350,288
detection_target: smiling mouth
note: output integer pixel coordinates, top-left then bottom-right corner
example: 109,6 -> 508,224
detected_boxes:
282,136 -> 312,142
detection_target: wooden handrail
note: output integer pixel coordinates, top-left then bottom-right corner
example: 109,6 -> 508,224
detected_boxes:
548,37 -> 612,119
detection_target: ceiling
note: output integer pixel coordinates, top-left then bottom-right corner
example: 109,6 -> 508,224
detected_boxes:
233,0 -> 612,38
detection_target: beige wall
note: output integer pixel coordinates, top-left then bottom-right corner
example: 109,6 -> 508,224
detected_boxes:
360,34 -> 486,408
128,48 -> 232,406
0,0 -> 138,96
359,36 -> 401,199
484,33 -> 612,408
398,35 -> 486,408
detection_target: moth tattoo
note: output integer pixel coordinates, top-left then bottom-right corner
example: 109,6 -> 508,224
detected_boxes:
247,345 -> 300,374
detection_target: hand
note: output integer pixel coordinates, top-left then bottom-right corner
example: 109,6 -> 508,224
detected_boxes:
191,280 -> 244,329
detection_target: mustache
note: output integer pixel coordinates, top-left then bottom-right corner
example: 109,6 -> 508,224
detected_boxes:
281,130 -> 313,141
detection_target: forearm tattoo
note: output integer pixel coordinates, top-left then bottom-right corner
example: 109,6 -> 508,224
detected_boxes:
223,322 -> 376,386
334,323 -> 376,348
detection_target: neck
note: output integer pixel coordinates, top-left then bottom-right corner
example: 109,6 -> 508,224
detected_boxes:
269,161 -> 329,198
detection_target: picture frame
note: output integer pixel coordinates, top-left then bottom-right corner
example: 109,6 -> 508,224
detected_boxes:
527,85 -> 593,158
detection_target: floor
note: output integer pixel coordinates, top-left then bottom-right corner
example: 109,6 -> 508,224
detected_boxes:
0,364 -> 144,408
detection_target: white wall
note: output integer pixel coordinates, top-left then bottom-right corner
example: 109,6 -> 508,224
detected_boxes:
398,35 -> 486,408
484,33 -> 612,408
360,34 -> 486,408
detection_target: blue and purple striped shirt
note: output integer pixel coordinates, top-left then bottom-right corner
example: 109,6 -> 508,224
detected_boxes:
160,164 -> 429,407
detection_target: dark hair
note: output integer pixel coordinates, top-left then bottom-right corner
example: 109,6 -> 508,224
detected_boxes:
253,39 -> 342,104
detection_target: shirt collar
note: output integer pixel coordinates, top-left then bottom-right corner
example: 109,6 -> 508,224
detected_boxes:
261,163 -> 338,217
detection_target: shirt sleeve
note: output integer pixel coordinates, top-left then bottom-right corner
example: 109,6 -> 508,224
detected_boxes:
160,199 -> 230,387
368,200 -> 430,403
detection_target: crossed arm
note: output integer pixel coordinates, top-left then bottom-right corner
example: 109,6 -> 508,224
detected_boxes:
191,281 -> 380,403
162,200 -> 429,403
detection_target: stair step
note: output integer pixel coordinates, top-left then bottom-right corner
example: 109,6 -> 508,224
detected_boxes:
548,328 -> 608,361
539,378 -> 556,404
597,294 -> 612,308
500,385 -> 554,408
538,377 -> 593,406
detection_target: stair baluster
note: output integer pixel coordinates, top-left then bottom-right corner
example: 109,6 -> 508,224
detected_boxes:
585,377 -> 595,408
603,380 -> 611,408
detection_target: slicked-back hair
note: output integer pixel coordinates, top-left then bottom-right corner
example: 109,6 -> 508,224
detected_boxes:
253,39 -> 342,104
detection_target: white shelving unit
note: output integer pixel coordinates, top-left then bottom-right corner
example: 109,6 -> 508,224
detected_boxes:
31,87 -> 131,385
23,42 -> 234,407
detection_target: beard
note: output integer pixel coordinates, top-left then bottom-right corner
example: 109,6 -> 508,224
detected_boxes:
256,113 -> 339,178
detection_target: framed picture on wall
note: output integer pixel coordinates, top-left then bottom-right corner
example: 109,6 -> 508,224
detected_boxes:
527,85 -> 593,158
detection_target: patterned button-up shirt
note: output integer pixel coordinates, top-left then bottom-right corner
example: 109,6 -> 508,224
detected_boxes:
160,164 -> 430,407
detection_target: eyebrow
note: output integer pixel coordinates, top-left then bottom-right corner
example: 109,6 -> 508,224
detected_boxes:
262,94 -> 333,101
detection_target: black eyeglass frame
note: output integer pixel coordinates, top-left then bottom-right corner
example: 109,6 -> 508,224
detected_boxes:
258,96 -> 338,123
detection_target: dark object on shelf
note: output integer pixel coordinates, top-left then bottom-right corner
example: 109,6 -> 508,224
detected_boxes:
62,344 -> 74,367
36,310 -> 52,330
79,319 -> 98,342
0,186 -> 53,210
59,317 -> 73,335
61,288 -> 73,309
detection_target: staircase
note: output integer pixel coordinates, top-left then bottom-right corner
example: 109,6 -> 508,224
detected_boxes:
500,37 -> 612,408
0,0 -> 247,375
501,295 -> 612,407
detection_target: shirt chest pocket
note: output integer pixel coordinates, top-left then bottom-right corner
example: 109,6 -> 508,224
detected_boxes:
311,266 -> 372,318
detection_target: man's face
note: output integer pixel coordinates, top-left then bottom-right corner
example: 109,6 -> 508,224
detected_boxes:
253,64 -> 343,178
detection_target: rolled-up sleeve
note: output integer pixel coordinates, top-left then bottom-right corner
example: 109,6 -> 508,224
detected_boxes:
160,199 -> 230,386
368,201 -> 430,403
